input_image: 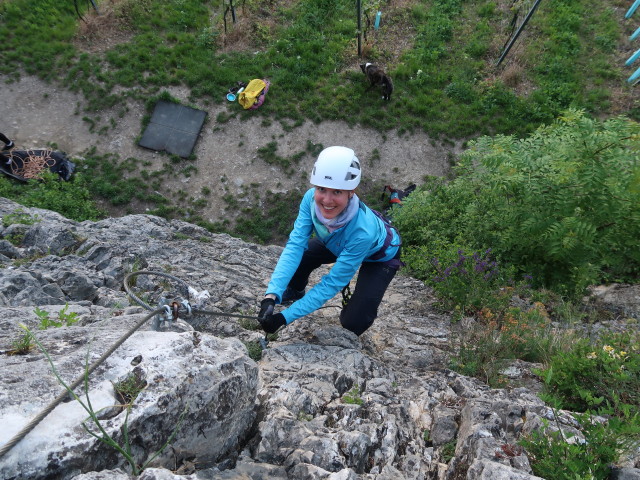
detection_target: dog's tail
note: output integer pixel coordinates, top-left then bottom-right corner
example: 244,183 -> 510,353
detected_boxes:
382,75 -> 393,95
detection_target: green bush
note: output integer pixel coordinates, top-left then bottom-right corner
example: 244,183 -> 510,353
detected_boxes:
538,332 -> 640,417
424,246 -> 525,317
393,110 -> 640,297
520,412 -> 640,480
450,301 -> 559,385
0,172 -> 104,222
519,331 -> 640,479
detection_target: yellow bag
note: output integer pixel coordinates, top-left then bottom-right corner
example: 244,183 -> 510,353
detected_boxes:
238,79 -> 267,109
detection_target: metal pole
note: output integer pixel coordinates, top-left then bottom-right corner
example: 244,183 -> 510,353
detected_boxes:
357,0 -> 362,56
496,0 -> 542,67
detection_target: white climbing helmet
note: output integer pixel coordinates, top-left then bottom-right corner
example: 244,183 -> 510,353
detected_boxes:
310,146 -> 361,190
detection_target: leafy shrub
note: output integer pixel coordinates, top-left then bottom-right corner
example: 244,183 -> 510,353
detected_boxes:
450,302 -> 560,385
422,246 -> 531,317
520,330 -> 640,479
393,110 -> 640,297
520,412 -> 640,480
0,172 -> 104,222
538,332 -> 640,417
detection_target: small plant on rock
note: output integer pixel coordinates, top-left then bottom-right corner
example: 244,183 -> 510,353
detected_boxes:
21,325 -> 188,476
6,331 -> 34,355
243,340 -> 263,362
342,385 -> 363,405
113,373 -> 147,407
35,303 -> 79,329
2,210 -> 40,227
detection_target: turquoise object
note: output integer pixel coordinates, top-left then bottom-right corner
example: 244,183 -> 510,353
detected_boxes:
626,48 -> 640,66
628,65 -> 640,83
626,0 -> 640,18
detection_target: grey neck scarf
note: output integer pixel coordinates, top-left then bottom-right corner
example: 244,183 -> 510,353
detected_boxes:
314,193 -> 360,233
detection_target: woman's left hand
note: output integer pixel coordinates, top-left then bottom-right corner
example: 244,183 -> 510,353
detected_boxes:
261,312 -> 286,334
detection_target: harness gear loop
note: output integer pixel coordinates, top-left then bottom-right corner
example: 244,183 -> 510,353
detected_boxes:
341,284 -> 352,307
171,301 -> 179,322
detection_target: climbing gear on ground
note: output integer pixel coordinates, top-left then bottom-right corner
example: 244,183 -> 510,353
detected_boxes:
382,185 -> 402,205
238,79 -> 270,110
281,286 -> 305,304
341,284 -> 352,307
226,82 -> 247,101
310,146 -> 361,190
227,81 -> 247,95
380,184 -> 416,207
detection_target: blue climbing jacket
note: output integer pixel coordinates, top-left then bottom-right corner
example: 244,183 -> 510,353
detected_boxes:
266,188 -> 401,325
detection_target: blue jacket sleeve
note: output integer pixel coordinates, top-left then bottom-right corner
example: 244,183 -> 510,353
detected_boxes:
280,240 -> 369,324
265,189 -> 314,302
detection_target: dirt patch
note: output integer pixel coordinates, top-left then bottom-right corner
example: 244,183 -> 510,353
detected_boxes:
1,74 -> 458,225
25,1 -> 460,228
73,0 -> 136,54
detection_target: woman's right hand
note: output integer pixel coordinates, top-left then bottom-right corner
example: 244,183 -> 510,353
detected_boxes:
258,298 -> 275,319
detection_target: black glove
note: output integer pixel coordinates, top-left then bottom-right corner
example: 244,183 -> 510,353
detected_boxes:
258,298 -> 275,320
261,312 -> 286,334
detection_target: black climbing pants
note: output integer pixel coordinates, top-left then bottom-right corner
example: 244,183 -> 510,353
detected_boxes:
288,237 -> 400,336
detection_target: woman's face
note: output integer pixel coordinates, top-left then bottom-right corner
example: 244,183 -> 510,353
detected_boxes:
314,186 -> 353,219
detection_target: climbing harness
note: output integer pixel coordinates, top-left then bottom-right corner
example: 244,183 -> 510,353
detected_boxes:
366,207 -> 401,262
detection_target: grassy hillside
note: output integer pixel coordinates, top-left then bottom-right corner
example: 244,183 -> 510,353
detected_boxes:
1,0 -> 639,243
1,0 -> 638,140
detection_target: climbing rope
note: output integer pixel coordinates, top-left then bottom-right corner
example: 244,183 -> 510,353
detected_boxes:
124,270 -> 263,328
6,149 -> 57,179
0,271 -> 298,457
124,270 -> 270,345
0,307 -> 163,459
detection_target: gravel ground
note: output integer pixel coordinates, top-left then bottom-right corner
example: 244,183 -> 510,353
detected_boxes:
1,74 -> 459,223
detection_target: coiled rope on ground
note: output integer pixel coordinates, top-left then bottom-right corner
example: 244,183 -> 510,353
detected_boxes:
7,149 -> 56,179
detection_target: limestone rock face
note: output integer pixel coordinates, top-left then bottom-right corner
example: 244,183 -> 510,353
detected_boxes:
0,199 -> 637,480
0,312 -> 258,479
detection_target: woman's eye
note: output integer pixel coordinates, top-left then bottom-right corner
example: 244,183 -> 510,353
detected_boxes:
334,190 -> 342,195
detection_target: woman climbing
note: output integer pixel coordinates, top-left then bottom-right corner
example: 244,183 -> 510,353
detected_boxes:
258,146 -> 402,336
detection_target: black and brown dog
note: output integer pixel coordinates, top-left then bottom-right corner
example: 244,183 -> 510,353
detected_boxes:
360,62 -> 393,101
